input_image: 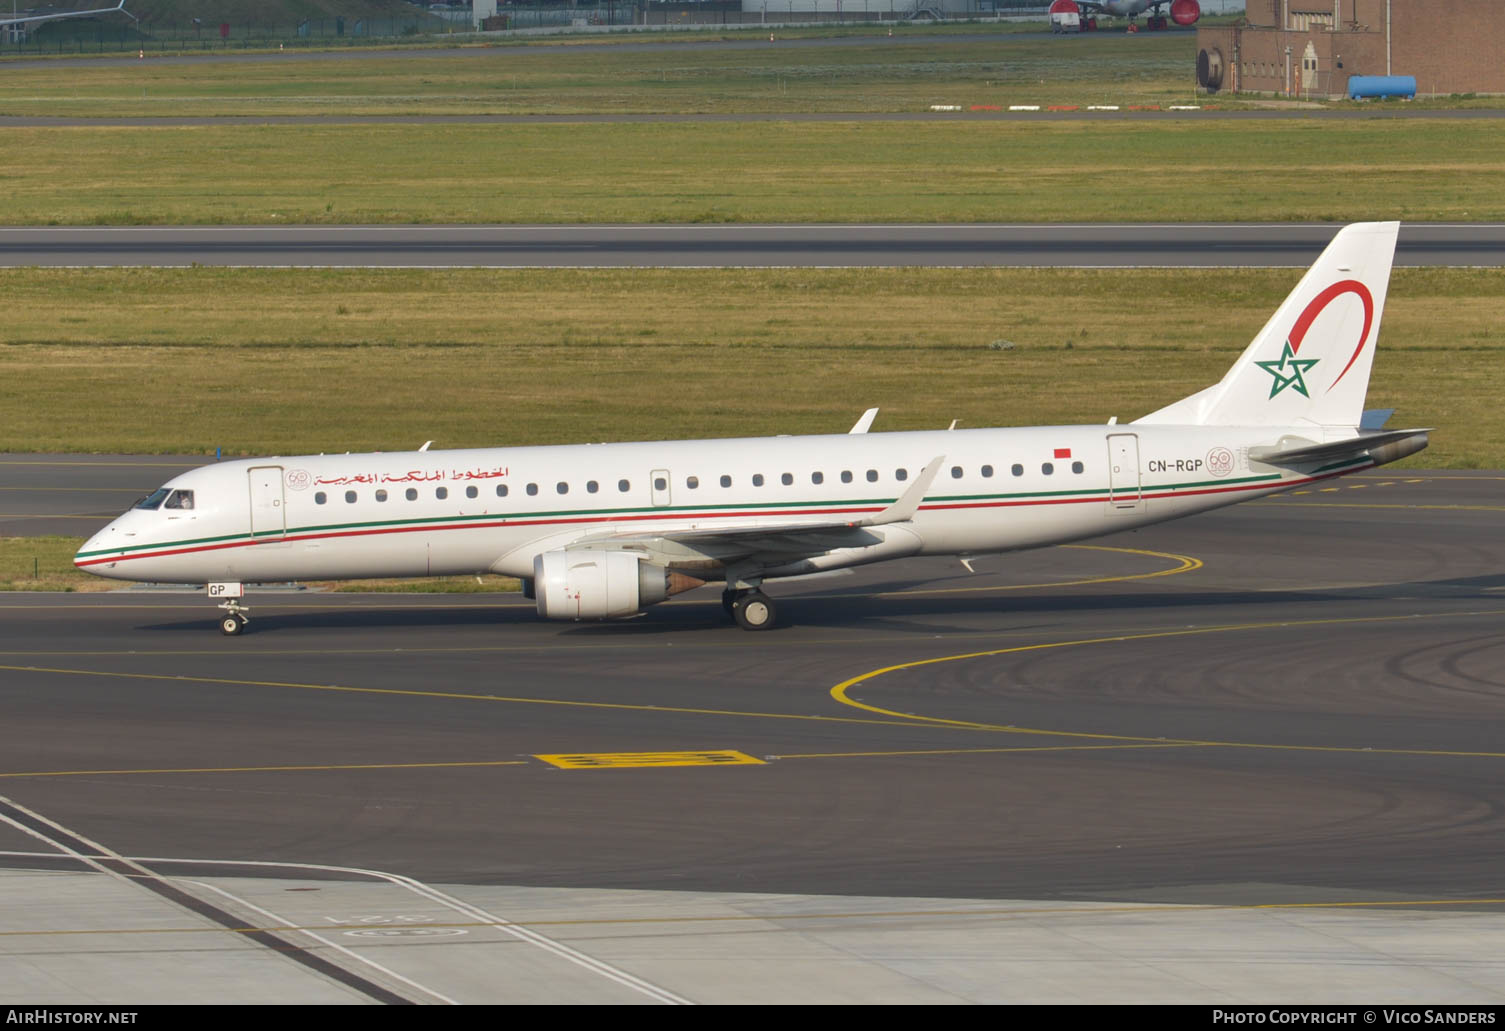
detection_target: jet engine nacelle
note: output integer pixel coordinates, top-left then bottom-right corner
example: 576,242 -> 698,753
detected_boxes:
1170,0 -> 1200,25
533,549 -> 700,621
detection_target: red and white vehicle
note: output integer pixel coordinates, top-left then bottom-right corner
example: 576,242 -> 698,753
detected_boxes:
1049,0 -> 1200,32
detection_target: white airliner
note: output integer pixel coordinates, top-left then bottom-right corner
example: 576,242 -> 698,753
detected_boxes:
77,222 -> 1428,635
1,1 -> 133,37
1049,0 -> 1201,31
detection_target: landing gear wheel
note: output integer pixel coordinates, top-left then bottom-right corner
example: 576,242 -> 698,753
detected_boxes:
732,591 -> 776,631
216,597 -> 250,636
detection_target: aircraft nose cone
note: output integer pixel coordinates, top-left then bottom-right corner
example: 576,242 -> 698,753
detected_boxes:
76,522 -> 119,570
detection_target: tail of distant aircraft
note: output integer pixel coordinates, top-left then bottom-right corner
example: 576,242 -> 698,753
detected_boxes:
1136,221 -> 1399,430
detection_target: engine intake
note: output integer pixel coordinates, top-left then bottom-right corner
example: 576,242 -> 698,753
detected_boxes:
533,549 -> 701,621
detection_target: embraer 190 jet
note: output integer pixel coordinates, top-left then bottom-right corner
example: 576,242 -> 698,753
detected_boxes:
78,223 -> 1428,635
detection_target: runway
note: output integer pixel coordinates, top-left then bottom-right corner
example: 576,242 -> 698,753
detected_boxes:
0,453 -> 208,537
2,223 -> 1503,268
2,471 -> 1503,1001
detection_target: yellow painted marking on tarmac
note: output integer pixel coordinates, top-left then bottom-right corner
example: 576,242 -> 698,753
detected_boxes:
1256,501 -> 1505,511
0,662 -> 926,730
1,897 -> 1501,941
771,743 -> 1205,760
877,545 -> 1201,597
0,759 -> 529,779
829,608 -> 1505,760
1351,473 -> 1505,482
535,750 -> 763,770
1319,488 -> 1341,493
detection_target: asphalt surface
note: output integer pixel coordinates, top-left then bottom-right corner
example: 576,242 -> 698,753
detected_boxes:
0,453 -> 207,537
3,223 -> 1503,268
2,470 -> 1502,905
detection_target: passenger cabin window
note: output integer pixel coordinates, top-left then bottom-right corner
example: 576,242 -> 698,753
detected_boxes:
436,487 -> 448,500
781,473 -> 793,486
164,489 -> 194,510
134,488 -> 170,510
686,476 -> 699,489
375,489 -> 388,502
841,471 -> 852,484
406,488 -> 418,501
1011,464 -> 1024,477
619,479 -> 631,493
720,475 -> 732,488
314,492 -> 327,505
866,469 -> 878,482
556,482 -> 568,495
950,466 -> 963,479
1072,461 -> 1084,474
466,486 -> 478,499
345,491 -> 357,504
753,474 -> 765,487
653,477 -> 666,491
527,483 -> 540,496
496,484 -> 509,497
587,481 -> 599,494
982,465 -> 994,478
812,472 -> 823,485
895,468 -> 908,482
1042,463 -> 1054,475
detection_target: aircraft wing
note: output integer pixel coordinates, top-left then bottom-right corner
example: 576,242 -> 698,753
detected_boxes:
1249,428 -> 1431,466
570,455 -> 944,558
1,1 -> 128,27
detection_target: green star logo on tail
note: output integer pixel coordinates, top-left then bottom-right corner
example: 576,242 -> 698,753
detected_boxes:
1254,341 -> 1320,398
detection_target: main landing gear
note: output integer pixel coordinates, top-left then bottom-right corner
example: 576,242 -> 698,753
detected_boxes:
722,588 -> 777,631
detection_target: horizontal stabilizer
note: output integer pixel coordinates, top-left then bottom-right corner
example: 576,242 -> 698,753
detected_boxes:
1249,428 -> 1430,467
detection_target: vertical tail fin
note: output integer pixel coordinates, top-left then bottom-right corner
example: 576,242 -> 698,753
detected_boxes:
1136,221 -> 1398,429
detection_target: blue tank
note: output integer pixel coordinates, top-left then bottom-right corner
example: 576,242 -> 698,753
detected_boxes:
1347,75 -> 1417,100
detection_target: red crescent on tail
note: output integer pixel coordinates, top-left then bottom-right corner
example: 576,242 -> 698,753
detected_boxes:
1287,279 -> 1374,393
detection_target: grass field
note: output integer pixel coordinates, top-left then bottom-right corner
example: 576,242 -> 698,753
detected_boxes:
0,31 -> 1201,116
1,265 -> 1495,465
0,535 -> 521,591
8,118 -> 1505,225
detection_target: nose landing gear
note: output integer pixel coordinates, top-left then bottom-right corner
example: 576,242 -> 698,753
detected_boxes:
210,582 -> 250,635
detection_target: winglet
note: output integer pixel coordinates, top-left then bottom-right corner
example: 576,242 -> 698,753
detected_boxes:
855,455 -> 944,526
848,408 -> 879,434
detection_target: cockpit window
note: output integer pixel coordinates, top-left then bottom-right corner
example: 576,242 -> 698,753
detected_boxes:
134,488 -> 171,510
164,489 -> 195,510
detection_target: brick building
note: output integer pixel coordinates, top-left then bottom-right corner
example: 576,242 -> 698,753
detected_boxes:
1196,1 -> 1504,99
